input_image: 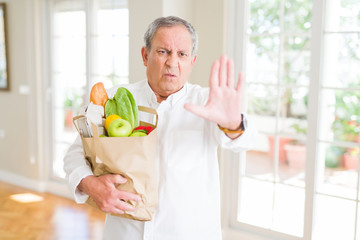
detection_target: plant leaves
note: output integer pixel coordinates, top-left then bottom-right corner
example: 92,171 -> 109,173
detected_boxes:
105,99 -> 117,118
104,87 -> 139,129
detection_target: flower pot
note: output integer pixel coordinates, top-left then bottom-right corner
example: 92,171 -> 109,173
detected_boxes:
65,110 -> 73,128
343,153 -> 358,170
268,136 -> 292,163
284,143 -> 306,169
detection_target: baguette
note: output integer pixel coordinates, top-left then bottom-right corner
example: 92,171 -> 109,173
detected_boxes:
90,82 -> 109,108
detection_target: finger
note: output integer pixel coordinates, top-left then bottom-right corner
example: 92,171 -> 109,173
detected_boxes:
110,207 -> 125,215
209,60 -> 220,89
118,191 -> 142,202
111,200 -> 135,214
111,174 -> 127,185
117,199 -> 136,212
227,58 -> 235,87
236,72 -> 244,93
219,55 -> 227,87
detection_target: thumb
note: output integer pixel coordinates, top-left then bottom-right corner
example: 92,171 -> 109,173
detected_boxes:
110,174 -> 127,185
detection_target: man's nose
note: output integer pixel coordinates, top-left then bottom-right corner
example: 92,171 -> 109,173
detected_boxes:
166,54 -> 178,67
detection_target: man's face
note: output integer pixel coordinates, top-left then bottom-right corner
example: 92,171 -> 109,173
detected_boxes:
141,25 -> 197,101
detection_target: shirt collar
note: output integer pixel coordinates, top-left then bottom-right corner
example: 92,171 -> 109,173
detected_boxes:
144,80 -> 158,107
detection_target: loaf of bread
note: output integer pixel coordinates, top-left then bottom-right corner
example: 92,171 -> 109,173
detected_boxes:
90,82 -> 108,108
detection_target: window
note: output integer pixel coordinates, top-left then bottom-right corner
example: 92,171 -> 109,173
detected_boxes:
228,0 -> 360,239
48,0 -> 129,179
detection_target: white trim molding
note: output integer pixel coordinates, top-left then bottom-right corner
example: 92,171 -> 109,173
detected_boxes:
0,169 -> 73,199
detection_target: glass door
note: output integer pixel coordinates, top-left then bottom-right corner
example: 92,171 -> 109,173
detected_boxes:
238,0 -> 312,237
231,0 -> 360,239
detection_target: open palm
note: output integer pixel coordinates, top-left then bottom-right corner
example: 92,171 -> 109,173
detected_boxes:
184,55 -> 244,130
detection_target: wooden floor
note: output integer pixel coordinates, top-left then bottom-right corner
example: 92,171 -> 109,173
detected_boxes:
0,181 -> 105,240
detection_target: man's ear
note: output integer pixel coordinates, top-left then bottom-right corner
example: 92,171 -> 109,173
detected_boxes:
191,54 -> 197,66
141,46 -> 148,66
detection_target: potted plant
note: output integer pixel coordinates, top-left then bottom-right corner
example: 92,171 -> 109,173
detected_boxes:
331,82 -> 360,170
325,145 -> 345,168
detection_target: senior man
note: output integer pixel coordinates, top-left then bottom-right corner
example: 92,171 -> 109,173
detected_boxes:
64,16 -> 256,240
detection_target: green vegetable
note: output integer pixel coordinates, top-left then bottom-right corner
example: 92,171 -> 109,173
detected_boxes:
105,87 -> 139,129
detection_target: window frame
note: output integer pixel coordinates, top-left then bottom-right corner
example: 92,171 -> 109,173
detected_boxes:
47,0 -> 88,183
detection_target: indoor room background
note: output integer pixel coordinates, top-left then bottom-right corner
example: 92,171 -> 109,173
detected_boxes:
0,0 -> 359,240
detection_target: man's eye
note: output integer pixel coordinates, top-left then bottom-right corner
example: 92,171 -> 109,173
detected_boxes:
179,52 -> 188,57
158,50 -> 167,54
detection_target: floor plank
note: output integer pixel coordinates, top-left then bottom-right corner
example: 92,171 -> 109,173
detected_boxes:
0,181 -> 105,240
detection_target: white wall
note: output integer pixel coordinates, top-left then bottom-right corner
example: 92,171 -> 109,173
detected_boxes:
0,0 -> 45,187
128,0 -> 162,83
191,0 -> 226,86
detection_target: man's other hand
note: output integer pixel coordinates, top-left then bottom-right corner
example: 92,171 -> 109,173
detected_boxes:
78,174 -> 141,215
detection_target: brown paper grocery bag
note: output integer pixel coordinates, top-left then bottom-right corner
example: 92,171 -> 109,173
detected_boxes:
74,106 -> 158,221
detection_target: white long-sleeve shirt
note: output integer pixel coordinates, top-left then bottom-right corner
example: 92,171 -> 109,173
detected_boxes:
64,79 -> 256,240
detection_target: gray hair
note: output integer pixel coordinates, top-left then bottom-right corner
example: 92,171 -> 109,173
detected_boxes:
144,16 -> 198,55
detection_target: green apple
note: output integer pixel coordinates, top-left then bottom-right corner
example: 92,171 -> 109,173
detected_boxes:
130,131 -> 147,137
107,119 -> 132,137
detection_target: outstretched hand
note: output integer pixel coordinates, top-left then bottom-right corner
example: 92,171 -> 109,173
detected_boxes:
184,55 -> 244,131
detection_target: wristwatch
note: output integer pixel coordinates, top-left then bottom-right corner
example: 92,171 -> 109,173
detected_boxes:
218,113 -> 246,134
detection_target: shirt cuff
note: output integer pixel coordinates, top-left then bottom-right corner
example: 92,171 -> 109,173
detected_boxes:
216,113 -> 257,151
68,166 -> 94,203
